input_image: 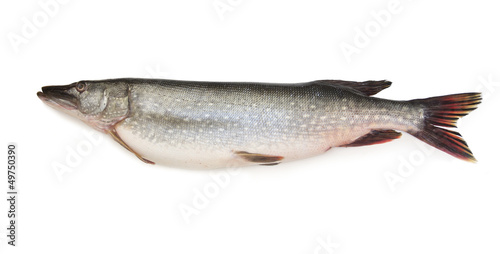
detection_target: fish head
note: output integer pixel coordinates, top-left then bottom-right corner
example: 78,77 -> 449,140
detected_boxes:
37,80 -> 130,132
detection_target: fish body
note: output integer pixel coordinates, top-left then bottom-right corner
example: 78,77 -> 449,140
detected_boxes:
37,78 -> 480,168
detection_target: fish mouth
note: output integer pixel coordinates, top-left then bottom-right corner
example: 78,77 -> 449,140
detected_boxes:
37,84 -> 78,110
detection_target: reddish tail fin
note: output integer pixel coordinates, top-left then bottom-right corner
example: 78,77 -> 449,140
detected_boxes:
410,93 -> 481,162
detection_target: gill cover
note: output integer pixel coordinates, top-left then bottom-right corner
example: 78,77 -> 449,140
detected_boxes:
76,80 -> 130,132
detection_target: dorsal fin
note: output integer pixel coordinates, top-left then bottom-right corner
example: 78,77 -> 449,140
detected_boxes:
314,80 -> 392,96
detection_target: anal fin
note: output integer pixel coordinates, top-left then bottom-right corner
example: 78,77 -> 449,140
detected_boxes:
341,130 -> 402,147
234,151 -> 284,166
108,128 -> 155,165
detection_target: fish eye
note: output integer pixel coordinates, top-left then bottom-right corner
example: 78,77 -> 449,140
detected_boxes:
75,82 -> 87,92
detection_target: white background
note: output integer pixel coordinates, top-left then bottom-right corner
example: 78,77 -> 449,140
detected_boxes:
1,0 -> 499,253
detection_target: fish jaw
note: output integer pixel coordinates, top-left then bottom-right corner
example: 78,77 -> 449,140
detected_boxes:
37,85 -> 85,124
38,85 -> 79,110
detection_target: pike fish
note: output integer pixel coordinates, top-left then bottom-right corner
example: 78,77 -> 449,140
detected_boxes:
37,78 -> 481,168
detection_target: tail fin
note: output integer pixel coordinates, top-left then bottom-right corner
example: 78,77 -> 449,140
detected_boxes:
409,93 -> 481,162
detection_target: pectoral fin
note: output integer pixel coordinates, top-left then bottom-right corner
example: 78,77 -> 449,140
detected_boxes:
108,128 -> 155,165
341,130 -> 402,147
234,151 -> 284,166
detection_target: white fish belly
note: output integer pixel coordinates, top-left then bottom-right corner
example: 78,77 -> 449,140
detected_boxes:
114,122 -> 354,169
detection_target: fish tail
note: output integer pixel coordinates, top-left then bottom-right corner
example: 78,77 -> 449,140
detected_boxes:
409,93 -> 481,162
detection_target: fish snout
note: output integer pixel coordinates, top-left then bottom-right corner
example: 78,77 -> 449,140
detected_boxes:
38,84 -> 79,110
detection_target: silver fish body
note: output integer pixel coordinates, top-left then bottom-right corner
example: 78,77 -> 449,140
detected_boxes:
37,78 -> 480,168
